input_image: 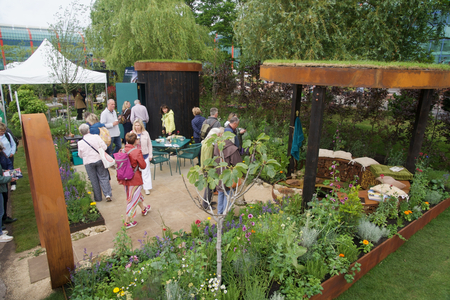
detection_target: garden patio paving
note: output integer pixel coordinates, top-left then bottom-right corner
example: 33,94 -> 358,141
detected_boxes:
27,155 -> 274,282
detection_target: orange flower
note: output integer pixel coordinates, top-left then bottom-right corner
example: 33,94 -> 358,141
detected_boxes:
280,171 -> 283,174
251,230 -> 255,233
404,211 -> 410,215
425,202 -> 429,205
408,210 -> 413,214
339,253 -> 345,257
363,240 -> 369,245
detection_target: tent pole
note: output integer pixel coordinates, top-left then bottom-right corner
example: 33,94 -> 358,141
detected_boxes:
0,85 -> 6,125
15,91 -> 22,128
105,82 -> 108,102
8,85 -> 13,103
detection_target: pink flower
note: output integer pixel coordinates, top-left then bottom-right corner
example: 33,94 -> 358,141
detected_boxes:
248,214 -> 253,219
251,222 -> 255,226
195,219 -> 201,225
330,183 -> 333,187
349,184 -> 353,188
125,263 -> 132,269
243,225 -> 247,231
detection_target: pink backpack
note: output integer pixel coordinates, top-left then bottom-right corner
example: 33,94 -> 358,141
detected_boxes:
114,148 -> 138,180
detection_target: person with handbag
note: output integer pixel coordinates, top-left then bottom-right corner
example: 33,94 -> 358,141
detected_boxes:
118,132 -> 151,229
120,101 -> 133,143
131,119 -> 153,195
77,124 -> 113,202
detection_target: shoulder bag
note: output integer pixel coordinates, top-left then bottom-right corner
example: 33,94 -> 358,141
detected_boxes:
83,138 -> 115,168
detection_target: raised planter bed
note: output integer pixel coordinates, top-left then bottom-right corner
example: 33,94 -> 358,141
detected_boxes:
310,196 -> 450,300
69,214 -> 105,234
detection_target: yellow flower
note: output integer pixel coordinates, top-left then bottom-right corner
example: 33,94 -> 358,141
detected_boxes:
242,161 -> 245,163
207,217 -> 211,220
113,287 -> 120,293
339,253 -> 345,257
90,202 -> 96,206
363,240 -> 369,245
87,191 -> 92,194
120,291 -> 125,296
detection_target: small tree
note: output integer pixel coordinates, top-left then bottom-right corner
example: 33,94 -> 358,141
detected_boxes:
47,0 -> 89,135
185,132 -> 279,283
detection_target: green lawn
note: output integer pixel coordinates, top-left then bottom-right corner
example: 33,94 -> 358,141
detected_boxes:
11,145 -> 41,252
337,206 -> 450,300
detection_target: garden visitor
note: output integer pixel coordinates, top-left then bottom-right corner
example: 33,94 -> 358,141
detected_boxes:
224,116 -> 246,150
121,101 -> 133,142
0,123 -> 16,191
118,132 -> 151,229
77,124 -> 113,202
160,104 -> 175,136
73,89 -> 86,120
214,138 -> 243,215
224,112 -> 236,127
191,107 -> 206,164
130,100 -> 149,129
100,99 -> 122,155
202,108 -> 221,138
191,107 -> 206,144
131,119 -> 153,195
200,127 -> 224,209
0,142 -> 16,226
83,111 -> 92,122
86,113 -> 106,135
0,161 -> 16,243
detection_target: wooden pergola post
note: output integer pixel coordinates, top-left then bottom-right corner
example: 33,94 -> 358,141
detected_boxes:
22,114 -> 74,289
302,86 -> 326,210
405,89 -> 434,173
287,84 -> 302,175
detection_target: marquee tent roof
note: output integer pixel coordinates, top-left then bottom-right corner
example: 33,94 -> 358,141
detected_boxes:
0,39 -> 106,84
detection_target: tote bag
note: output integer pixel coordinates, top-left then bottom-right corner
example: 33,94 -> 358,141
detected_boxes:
99,127 -> 111,146
98,147 -> 116,168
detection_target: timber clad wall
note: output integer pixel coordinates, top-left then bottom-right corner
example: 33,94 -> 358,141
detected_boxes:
137,70 -> 199,140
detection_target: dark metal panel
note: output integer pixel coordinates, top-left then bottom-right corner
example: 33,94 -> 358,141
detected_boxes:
137,70 -> 199,140
406,89 -> 434,173
302,86 -> 326,210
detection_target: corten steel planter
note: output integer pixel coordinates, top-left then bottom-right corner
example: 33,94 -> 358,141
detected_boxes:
309,196 -> 450,300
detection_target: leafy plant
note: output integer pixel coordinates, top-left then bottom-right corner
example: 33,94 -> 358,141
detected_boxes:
357,219 -> 389,244
305,254 -> 329,281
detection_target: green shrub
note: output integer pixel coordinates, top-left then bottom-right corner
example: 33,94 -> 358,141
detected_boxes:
336,235 -> 360,263
357,220 -> 390,244
25,99 -> 48,114
305,256 -> 329,281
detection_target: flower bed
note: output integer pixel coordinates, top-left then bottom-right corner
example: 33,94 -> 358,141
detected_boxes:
310,196 -> 450,299
54,137 -> 101,231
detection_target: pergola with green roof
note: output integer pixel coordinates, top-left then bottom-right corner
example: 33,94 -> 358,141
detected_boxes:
260,60 -> 450,209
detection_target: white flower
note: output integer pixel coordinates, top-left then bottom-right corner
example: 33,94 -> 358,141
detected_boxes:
182,258 -> 186,261
141,279 -> 144,283
224,290 -> 227,294
220,284 -> 226,290
141,267 -> 144,270
281,224 -> 285,229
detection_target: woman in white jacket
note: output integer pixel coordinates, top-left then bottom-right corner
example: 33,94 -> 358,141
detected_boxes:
131,119 -> 153,195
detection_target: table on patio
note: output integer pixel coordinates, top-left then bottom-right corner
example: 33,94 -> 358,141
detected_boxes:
151,137 -> 192,174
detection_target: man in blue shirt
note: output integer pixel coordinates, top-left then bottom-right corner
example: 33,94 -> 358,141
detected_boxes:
100,99 -> 122,155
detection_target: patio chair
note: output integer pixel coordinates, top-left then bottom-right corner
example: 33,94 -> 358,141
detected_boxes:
149,154 -> 172,180
175,144 -> 202,174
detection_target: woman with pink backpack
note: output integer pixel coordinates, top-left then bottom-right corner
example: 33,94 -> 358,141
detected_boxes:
116,132 -> 151,229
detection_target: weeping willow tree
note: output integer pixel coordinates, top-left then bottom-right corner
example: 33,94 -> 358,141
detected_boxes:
87,0 -> 215,77
234,0 -> 450,64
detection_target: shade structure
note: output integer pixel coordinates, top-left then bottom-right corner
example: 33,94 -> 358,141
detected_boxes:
0,39 -> 106,84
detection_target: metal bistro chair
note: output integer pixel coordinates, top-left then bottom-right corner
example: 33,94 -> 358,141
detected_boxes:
175,144 -> 202,174
149,153 -> 172,180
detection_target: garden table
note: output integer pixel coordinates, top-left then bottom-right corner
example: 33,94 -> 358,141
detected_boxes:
151,137 -> 191,151
45,102 -> 63,120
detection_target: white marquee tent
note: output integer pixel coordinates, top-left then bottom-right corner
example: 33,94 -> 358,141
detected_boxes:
0,39 -> 107,124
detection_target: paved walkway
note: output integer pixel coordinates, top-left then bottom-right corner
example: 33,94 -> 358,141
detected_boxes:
23,154 -> 273,291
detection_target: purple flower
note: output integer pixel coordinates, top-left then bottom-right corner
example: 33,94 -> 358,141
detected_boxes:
330,183 -> 333,187
243,225 -> 247,231
331,165 -> 336,169
330,198 -> 336,202
248,214 -> 253,219
251,222 -> 255,226
349,184 -> 353,188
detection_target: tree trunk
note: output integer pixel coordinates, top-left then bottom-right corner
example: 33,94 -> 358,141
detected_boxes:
65,87 -> 72,135
216,215 -> 224,284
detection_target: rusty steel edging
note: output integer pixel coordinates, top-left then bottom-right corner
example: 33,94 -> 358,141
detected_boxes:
260,65 -> 450,89
134,61 -> 202,72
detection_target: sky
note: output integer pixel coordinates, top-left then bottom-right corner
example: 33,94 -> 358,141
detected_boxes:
0,0 -> 93,28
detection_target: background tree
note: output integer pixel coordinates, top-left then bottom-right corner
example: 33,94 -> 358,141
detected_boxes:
234,0 -> 450,64
87,0 -> 214,79
186,0 -> 238,48
48,0 -> 89,135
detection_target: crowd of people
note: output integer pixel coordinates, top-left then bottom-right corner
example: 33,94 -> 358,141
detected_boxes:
75,100 -> 248,228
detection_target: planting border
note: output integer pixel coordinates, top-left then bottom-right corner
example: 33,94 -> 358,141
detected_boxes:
310,196 -> 450,300
69,214 -> 105,234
